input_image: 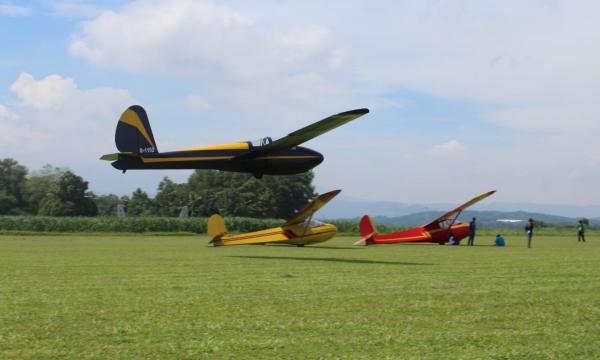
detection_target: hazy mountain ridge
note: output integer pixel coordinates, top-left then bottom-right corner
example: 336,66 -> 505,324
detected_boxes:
317,197 -> 600,220
369,210 -> 580,228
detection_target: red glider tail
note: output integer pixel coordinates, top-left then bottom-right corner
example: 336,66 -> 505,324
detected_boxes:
355,215 -> 378,245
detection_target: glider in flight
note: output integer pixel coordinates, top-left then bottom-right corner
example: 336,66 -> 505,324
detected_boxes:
101,105 -> 368,178
207,190 -> 341,246
354,190 -> 496,245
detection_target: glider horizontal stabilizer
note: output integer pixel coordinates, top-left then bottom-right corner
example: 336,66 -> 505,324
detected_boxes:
99,152 -> 137,161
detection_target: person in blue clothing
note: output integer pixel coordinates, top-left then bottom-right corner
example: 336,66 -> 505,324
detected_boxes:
467,217 -> 477,246
495,234 -> 505,247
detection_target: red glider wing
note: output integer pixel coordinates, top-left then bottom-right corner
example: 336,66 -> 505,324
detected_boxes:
424,190 -> 496,229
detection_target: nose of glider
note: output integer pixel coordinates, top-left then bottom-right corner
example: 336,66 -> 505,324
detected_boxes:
303,147 -> 324,168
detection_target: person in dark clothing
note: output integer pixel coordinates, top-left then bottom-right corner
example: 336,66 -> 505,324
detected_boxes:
525,218 -> 534,248
467,217 -> 477,246
577,220 -> 586,242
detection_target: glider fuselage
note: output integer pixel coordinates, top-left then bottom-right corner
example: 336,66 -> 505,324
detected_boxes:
213,224 -> 337,246
110,142 -> 323,175
365,222 -> 470,245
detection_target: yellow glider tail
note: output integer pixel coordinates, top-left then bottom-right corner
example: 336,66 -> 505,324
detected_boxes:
208,214 -> 228,246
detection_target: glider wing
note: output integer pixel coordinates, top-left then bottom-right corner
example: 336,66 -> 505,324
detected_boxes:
425,190 -> 496,228
234,109 -> 368,159
283,189 -> 341,227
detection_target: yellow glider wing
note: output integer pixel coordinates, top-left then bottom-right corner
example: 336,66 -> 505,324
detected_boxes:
425,190 -> 496,227
283,189 -> 341,227
235,109 -> 369,159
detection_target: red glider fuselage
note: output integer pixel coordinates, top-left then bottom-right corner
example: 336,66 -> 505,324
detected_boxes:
355,190 -> 496,246
358,217 -> 470,245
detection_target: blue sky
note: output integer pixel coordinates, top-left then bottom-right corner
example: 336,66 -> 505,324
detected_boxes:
2,0 -> 600,206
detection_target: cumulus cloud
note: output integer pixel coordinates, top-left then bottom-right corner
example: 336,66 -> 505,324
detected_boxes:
68,0 -> 349,110
61,0 -> 600,203
0,3 -> 30,16
10,73 -> 79,110
428,140 -> 466,156
1,73 -> 134,165
0,104 -> 17,120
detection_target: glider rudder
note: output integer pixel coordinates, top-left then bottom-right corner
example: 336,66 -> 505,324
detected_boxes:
355,215 -> 378,245
115,105 -> 158,154
207,214 -> 228,246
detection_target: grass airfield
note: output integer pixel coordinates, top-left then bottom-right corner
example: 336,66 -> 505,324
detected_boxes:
1,234 -> 599,359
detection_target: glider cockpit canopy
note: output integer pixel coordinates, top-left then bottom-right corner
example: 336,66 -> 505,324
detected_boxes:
250,137 -> 273,148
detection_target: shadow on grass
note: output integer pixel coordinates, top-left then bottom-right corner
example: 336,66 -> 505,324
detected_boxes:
228,255 -> 433,266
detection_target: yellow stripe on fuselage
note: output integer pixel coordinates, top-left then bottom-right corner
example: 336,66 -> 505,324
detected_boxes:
140,155 -> 320,163
119,109 -> 156,148
181,142 -> 250,152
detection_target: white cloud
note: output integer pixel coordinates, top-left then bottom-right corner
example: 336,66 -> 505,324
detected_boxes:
1,73 -> 134,165
10,73 -> 79,110
0,3 -> 30,16
61,0 -> 600,203
68,0 -> 349,110
428,140 -> 466,156
185,94 -> 211,111
0,104 -> 17,120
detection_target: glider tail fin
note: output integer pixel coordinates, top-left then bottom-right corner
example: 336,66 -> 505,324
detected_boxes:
207,214 -> 228,246
115,105 -> 158,154
354,215 -> 378,246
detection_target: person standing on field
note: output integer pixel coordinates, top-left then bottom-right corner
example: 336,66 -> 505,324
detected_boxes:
525,218 -> 534,248
467,217 -> 477,246
577,220 -> 586,242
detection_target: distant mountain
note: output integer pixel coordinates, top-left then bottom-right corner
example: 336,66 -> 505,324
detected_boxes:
370,210 -> 579,228
316,196 -> 600,220
317,198 -> 428,219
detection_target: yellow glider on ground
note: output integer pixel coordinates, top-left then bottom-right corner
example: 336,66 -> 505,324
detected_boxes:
207,190 -> 341,247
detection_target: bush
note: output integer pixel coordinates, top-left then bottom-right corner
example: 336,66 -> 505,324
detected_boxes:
0,216 -> 285,234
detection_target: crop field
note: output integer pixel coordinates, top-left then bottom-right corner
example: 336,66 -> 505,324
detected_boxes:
1,234 -> 599,359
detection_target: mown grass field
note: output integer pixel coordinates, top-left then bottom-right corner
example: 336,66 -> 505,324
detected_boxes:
1,234 -> 599,359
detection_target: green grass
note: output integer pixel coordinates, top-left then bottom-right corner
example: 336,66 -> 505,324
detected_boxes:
1,234 -> 599,359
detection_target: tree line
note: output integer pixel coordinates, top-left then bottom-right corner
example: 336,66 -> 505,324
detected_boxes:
0,158 -> 316,219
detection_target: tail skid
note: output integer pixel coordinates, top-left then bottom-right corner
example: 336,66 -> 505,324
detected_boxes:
355,215 -> 378,246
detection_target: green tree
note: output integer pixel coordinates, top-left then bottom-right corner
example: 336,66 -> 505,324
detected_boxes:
263,172 -> 316,219
0,158 -> 28,214
186,170 -> 316,218
126,188 -> 155,216
154,177 -> 189,216
38,171 -> 97,216
22,165 -> 65,214
93,194 -> 122,216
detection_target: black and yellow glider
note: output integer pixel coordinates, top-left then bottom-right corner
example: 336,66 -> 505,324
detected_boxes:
101,105 -> 369,177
